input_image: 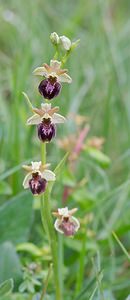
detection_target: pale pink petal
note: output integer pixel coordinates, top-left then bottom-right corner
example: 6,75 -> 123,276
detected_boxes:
26,114 -> 41,125
52,113 -> 66,124
33,67 -> 48,77
42,170 -> 56,181
58,73 -> 72,83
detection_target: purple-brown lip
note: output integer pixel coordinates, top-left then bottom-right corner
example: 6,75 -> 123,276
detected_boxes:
37,118 -> 56,143
38,77 -> 61,100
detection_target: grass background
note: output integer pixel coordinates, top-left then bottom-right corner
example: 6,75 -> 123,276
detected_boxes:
0,0 -> 130,299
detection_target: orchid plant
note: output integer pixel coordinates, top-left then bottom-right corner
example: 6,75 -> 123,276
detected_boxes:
22,33 -> 80,300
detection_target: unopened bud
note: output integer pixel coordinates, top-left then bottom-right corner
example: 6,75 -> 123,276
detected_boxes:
50,32 -> 59,45
59,35 -> 71,51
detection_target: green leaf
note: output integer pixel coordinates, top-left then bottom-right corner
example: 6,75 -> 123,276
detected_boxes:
0,279 -> 14,297
85,147 -> 111,168
0,181 -> 12,195
112,231 -> 130,261
48,152 -> 69,193
0,191 -> 33,244
74,272 -> 102,300
0,242 -> 22,284
61,167 -> 76,187
16,243 -> 43,257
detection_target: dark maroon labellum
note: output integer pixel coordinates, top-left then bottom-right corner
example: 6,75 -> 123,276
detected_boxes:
38,76 -> 61,100
29,172 -> 47,195
37,118 -> 56,143
59,218 -> 76,236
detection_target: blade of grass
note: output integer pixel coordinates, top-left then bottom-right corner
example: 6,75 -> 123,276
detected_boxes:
112,231 -> 130,261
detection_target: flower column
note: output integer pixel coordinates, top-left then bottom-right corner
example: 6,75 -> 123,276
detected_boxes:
22,33 -> 80,300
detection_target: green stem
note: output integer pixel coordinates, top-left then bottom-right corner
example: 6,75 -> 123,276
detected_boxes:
40,263 -> 52,300
58,234 -> 64,295
75,231 -> 86,296
41,142 -> 46,165
61,50 -> 71,67
40,143 -> 62,300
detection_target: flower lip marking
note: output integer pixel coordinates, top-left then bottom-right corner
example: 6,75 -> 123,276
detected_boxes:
23,161 -> 55,195
53,207 -> 80,236
38,119 -> 56,143
38,78 -> 61,100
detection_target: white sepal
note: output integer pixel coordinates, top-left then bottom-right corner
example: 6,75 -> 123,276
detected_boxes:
52,113 -> 66,124
31,161 -> 41,171
71,216 -> 80,232
54,219 -> 64,234
58,73 -> 72,83
50,60 -> 61,70
41,103 -> 51,111
33,67 -> 47,76
27,114 -> 41,125
58,207 -> 69,217
23,173 -> 32,189
42,170 -> 56,181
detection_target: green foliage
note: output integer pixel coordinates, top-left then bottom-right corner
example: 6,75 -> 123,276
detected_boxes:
0,279 -> 14,297
0,242 -> 22,284
85,147 -> 111,168
0,192 -> 33,245
0,181 -> 12,195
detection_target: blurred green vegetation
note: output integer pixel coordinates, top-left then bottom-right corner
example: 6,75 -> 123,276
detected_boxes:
0,0 -> 130,299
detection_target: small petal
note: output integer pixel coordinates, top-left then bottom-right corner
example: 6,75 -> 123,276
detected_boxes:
33,67 -> 48,77
42,169 -> 56,181
52,113 -> 66,124
23,173 -> 32,189
50,60 -> 61,70
27,114 -> 41,125
60,36 -> 71,50
58,73 -> 72,83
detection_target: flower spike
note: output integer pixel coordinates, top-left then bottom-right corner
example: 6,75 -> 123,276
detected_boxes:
33,60 -> 72,100
26,103 -> 66,143
53,207 -> 80,237
23,161 -> 55,195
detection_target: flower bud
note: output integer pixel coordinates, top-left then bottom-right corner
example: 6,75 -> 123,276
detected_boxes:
38,77 -> 61,100
59,35 -> 71,51
37,119 -> 56,143
50,32 -> 59,45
